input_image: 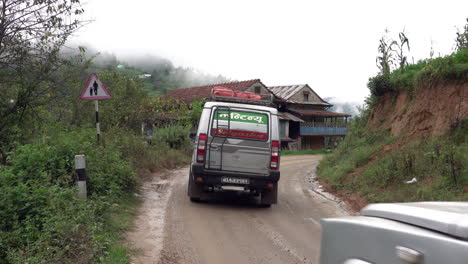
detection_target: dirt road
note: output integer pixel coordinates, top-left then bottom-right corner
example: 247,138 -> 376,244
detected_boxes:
127,155 -> 349,264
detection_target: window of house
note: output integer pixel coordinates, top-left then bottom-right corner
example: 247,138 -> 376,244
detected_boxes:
303,92 -> 309,101
254,86 -> 261,94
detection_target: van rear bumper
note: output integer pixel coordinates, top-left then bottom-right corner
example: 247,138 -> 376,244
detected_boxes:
191,164 -> 280,188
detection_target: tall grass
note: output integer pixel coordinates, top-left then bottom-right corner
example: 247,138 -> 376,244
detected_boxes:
317,131 -> 394,187
317,117 -> 468,203
356,133 -> 467,203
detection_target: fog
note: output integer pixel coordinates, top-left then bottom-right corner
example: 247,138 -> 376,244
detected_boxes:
74,0 -> 468,103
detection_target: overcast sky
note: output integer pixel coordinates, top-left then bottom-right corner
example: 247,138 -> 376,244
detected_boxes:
75,0 -> 467,103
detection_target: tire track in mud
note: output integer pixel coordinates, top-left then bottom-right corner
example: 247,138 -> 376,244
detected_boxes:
127,156 -> 351,264
126,170 -> 181,264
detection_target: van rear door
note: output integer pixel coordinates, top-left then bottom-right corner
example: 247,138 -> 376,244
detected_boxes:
206,107 -> 271,175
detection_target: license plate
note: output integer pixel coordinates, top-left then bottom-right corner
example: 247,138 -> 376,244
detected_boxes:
221,186 -> 245,191
221,177 -> 250,185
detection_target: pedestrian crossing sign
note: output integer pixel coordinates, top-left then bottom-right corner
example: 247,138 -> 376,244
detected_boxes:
80,73 -> 111,100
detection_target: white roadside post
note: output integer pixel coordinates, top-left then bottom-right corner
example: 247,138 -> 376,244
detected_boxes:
75,155 -> 87,200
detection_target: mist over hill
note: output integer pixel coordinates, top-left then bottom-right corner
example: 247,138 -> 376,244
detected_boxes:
63,44 -> 368,106
63,44 -> 231,96
324,97 -> 361,116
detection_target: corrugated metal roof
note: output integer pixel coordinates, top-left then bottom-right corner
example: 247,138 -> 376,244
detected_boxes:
278,112 -> 304,122
268,84 -> 307,100
268,84 -> 331,106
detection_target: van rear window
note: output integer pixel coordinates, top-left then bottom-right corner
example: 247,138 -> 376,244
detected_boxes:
211,110 -> 269,141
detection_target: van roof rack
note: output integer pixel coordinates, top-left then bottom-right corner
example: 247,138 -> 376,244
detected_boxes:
209,86 -> 274,106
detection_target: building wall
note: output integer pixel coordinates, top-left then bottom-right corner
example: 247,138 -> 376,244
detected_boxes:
279,120 -> 287,138
244,81 -> 271,95
301,136 -> 324,150
288,85 -> 322,103
300,124 -> 348,134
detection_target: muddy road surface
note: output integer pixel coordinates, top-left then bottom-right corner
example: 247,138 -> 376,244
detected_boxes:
127,155 -> 349,264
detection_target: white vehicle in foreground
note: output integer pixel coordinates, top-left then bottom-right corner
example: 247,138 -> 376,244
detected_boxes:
320,202 -> 468,264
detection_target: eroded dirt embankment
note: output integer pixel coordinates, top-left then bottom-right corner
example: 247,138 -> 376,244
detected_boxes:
322,81 -> 468,211
368,81 -> 468,137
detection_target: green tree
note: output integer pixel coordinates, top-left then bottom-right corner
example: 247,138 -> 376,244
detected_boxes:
0,0 -> 85,162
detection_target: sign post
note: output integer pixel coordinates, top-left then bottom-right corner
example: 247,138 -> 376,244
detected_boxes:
80,73 -> 111,144
95,100 -> 100,144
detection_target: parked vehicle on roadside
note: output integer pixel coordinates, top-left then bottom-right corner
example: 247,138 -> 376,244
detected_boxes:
320,202 -> 468,264
188,87 -> 281,207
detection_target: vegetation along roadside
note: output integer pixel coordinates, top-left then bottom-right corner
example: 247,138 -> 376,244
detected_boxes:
317,22 -> 468,211
0,1 -> 200,263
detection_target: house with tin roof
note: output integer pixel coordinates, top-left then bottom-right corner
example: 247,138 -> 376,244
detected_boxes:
164,80 -> 350,150
268,84 -> 350,150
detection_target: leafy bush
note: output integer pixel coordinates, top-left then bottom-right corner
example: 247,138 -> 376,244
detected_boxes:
104,127 -> 191,173
0,125 -> 138,263
154,125 -> 191,149
389,61 -> 427,96
30,126 -> 138,196
416,49 -> 468,85
367,74 -> 394,97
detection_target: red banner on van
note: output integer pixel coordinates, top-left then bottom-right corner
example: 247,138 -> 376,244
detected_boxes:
211,128 -> 268,140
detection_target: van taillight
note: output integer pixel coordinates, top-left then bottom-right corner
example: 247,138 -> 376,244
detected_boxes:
270,140 -> 280,170
197,133 -> 207,163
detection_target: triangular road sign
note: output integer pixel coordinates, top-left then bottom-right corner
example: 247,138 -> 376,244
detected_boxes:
80,73 -> 111,100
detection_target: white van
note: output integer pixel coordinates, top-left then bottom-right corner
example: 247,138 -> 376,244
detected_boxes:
188,88 -> 281,207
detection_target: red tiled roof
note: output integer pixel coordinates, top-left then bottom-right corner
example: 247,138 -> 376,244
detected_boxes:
163,79 -> 262,103
290,109 -> 351,117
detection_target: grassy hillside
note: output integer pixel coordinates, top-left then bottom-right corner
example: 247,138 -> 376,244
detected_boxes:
317,49 -> 468,210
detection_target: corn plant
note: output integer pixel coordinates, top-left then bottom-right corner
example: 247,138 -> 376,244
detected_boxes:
376,29 -> 397,75
455,18 -> 468,51
396,30 -> 410,69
